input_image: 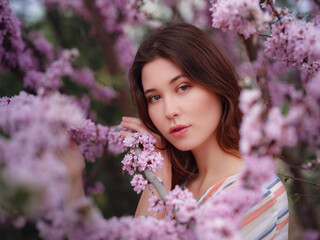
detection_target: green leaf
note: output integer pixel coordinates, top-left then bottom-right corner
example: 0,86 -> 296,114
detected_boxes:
291,193 -> 300,202
283,176 -> 290,183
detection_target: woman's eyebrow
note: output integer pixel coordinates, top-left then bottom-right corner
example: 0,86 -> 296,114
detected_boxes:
144,74 -> 185,95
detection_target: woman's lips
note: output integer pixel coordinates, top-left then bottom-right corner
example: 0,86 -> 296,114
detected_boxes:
169,125 -> 189,137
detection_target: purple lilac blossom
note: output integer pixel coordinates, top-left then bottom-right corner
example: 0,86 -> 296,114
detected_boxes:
69,119 -> 109,162
0,92 -> 84,220
265,71 -> 320,151
240,89 -> 301,155
16,32 -> 55,72
0,91 -> 119,239
107,125 -> 130,154
42,0 -> 89,19
131,174 -> 148,194
71,68 -> 117,104
165,185 -> 197,222
36,209 -> 67,240
115,33 -> 136,70
251,50 -> 289,80
148,196 -> 165,216
29,32 -> 55,62
115,0 -> 146,25
44,0 -> 145,72
85,181 -> 105,195
0,0 -> 25,72
265,16 -> 320,78
122,132 -> 163,176
210,0 -> 272,39
23,49 -> 79,92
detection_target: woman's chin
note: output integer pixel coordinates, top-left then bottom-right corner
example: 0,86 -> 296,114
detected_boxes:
170,142 -> 194,152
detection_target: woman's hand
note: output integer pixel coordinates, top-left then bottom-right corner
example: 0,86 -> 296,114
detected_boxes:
120,117 -> 164,149
120,116 -> 171,178
121,116 -> 172,219
56,141 -> 85,206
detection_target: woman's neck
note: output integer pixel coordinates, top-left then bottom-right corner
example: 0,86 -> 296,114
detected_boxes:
191,135 -> 243,182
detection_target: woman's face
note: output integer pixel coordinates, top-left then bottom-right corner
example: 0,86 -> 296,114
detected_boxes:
142,58 -> 222,152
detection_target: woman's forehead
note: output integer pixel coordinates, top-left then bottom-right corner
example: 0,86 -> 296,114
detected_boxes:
141,58 -> 184,90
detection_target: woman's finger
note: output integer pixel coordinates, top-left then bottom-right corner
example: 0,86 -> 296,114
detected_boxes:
120,131 -> 134,138
121,117 -> 148,133
121,116 -> 165,149
122,116 -> 143,125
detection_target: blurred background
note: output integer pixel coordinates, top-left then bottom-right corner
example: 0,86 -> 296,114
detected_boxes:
0,0 -> 319,239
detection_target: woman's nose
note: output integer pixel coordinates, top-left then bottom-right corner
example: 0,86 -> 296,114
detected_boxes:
164,98 -> 179,119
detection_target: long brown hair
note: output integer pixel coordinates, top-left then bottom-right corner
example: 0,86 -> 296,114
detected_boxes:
128,23 -> 242,187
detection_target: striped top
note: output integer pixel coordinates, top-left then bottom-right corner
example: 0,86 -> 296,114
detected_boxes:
196,175 -> 289,240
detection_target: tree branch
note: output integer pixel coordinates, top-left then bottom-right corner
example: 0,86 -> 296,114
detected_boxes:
144,169 -> 168,201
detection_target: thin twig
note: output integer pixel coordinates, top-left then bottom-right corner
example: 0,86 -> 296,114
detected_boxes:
258,33 -> 271,38
278,173 -> 320,188
298,194 -> 320,199
266,0 -> 282,22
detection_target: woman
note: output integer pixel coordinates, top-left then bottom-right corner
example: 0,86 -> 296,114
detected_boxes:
121,23 -> 289,239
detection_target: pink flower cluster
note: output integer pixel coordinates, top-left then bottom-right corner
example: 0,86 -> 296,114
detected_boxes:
107,125 -> 131,154
251,49 -> 290,81
42,0 -> 89,19
165,185 -> 197,222
71,68 -> 117,104
64,197 -> 188,240
194,184 -> 257,240
121,132 -> 163,194
93,0 -> 143,70
94,0 -> 145,33
131,174 -> 148,194
23,49 -> 79,92
69,119 -> 109,162
265,16 -> 320,78
17,32 -> 56,73
122,132 -> 163,173
0,91 -> 122,239
0,0 -> 25,72
239,89 -> 299,156
43,0 -> 142,71
29,32 -> 55,64
210,0 -> 272,39
114,33 -> 136,70
0,92 -> 84,219
148,196 -> 165,216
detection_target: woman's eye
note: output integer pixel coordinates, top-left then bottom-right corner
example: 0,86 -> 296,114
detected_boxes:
177,85 -> 189,92
149,95 -> 161,103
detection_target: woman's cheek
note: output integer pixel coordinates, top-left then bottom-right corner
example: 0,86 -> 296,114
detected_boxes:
149,107 -> 164,134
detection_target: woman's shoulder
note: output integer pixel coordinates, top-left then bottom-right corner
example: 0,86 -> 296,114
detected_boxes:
241,176 -> 289,239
